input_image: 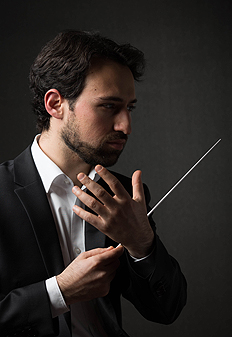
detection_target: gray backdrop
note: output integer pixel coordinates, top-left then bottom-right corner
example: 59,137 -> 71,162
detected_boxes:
0,1 -> 231,336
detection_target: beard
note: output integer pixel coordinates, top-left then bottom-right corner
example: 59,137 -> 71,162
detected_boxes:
61,119 -> 127,167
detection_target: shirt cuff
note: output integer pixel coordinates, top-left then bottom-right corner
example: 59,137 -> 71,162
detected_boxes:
45,276 -> 69,318
128,245 -> 156,278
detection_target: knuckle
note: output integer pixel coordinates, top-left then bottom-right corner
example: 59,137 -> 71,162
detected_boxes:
89,198 -> 98,209
122,197 -> 131,207
85,214 -> 93,224
110,177 -> 121,190
92,255 -> 103,266
97,188 -> 106,199
80,251 -> 88,259
110,176 -> 121,189
103,215 -> 110,229
102,221 -> 111,232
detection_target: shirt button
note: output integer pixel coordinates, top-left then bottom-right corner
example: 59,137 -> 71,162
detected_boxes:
74,247 -> 81,255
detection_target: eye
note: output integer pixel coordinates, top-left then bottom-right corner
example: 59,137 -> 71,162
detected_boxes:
127,105 -> 136,112
102,103 -> 116,109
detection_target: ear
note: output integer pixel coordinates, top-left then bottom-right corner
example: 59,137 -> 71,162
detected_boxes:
44,89 -> 64,119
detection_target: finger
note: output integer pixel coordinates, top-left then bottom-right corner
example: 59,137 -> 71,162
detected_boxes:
72,204 -> 103,229
132,170 -> 145,202
80,246 -> 114,259
81,245 -> 123,264
72,185 -> 108,217
77,172 -> 116,208
95,165 -> 130,200
96,244 -> 124,264
79,245 -> 123,261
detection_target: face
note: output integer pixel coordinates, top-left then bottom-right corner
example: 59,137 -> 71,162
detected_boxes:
61,59 -> 136,167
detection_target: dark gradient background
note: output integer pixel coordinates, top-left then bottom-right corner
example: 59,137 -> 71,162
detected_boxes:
0,1 -> 231,336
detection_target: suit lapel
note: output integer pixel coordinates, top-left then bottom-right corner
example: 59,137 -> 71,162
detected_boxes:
13,147 -> 64,277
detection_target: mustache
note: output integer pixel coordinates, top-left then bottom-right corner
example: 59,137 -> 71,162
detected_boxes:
104,132 -> 128,142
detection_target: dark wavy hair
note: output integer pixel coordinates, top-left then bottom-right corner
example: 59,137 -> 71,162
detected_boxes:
29,30 -> 145,132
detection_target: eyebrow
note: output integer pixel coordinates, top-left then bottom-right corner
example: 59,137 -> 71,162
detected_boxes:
97,96 -> 137,104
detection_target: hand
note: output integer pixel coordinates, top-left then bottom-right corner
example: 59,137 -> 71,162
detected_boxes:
56,245 -> 124,305
72,165 -> 154,258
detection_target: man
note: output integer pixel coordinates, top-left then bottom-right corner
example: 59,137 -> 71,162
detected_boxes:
0,30 -> 187,336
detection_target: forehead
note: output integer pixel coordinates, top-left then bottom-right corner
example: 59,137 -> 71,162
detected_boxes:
82,59 -> 136,99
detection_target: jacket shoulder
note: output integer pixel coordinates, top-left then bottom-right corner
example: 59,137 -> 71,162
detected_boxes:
0,146 -> 37,193
0,159 -> 15,188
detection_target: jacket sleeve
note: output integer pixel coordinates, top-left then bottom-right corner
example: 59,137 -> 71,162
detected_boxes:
0,281 -> 59,337
121,183 -> 187,324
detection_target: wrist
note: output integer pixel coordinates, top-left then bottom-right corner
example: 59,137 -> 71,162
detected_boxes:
56,274 -> 71,306
126,234 -> 155,259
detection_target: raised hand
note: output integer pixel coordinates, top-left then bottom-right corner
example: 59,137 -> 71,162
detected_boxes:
72,165 -> 154,258
56,245 -> 124,305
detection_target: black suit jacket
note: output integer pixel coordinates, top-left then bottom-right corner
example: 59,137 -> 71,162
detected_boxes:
0,146 -> 187,337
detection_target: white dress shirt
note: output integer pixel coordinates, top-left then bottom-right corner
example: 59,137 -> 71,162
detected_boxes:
31,135 -> 108,337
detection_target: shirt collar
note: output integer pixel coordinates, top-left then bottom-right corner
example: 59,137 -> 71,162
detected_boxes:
31,135 -> 99,193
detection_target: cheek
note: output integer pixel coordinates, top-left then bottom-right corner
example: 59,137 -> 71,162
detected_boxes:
74,103 -> 114,140
85,115 -> 113,136
79,118 -> 112,144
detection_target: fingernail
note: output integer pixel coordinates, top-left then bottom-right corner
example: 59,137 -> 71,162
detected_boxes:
78,173 -> 85,180
95,165 -> 103,172
72,186 -> 79,193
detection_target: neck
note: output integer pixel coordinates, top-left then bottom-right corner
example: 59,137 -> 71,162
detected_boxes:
38,132 -> 92,187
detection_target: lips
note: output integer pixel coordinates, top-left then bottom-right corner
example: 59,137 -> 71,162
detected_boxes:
107,139 -> 127,151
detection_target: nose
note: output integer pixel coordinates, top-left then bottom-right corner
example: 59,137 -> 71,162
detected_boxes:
114,109 -> 132,135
